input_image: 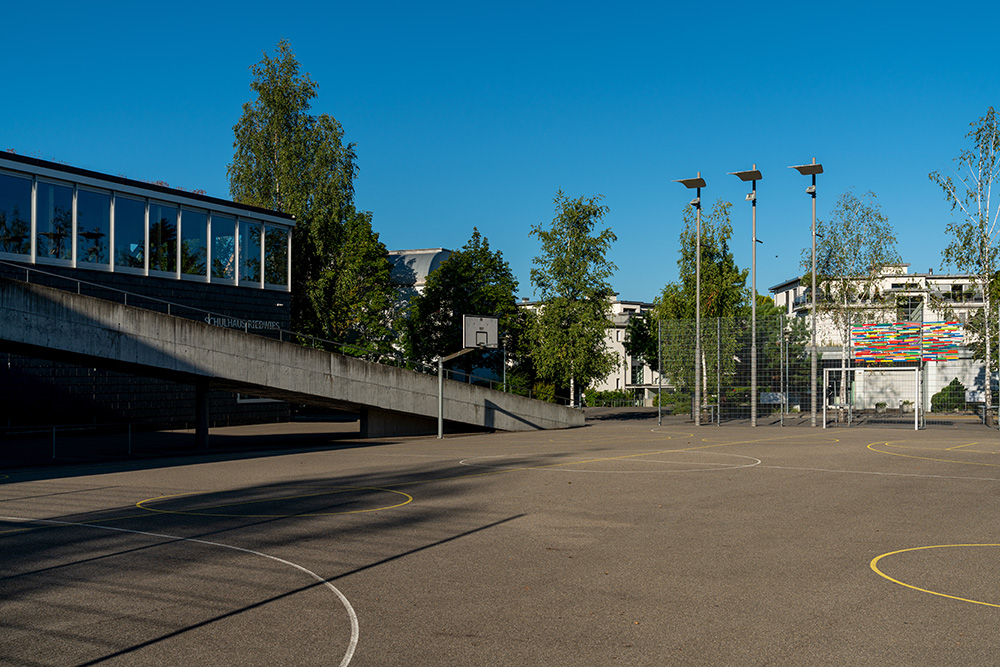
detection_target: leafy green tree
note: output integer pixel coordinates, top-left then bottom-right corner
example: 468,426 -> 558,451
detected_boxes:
227,39 -> 396,355
800,188 -> 900,402
658,199 -> 749,321
931,106 -> 1000,418
623,311 -> 658,368
403,229 -> 528,381
529,191 -> 618,406
655,199 -> 748,398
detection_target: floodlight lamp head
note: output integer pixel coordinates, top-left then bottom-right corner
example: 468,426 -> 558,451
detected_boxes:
689,196 -> 701,208
790,163 -> 824,176
729,169 -> 762,182
745,192 -> 756,201
674,176 -> 706,189
805,185 -> 816,195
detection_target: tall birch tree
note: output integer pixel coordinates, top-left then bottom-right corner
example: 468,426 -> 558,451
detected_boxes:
801,188 -> 900,403
931,106 -> 1000,419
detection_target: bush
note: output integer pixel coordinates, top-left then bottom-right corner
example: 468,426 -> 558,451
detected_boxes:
931,378 -> 967,412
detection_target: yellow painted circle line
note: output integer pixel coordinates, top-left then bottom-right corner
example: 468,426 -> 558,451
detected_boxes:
868,441 -> 1000,468
871,544 -> 1000,608
137,486 -> 413,517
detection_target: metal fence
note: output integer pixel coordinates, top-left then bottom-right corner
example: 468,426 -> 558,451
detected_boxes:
655,314 -> 997,429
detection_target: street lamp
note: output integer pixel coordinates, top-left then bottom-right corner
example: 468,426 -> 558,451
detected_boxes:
729,165 -> 763,427
789,158 -> 823,427
673,173 -> 706,426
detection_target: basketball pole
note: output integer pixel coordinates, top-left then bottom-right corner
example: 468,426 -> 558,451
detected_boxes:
436,347 -> 477,439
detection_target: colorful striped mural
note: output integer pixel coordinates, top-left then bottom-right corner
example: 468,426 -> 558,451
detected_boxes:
852,321 -> 962,362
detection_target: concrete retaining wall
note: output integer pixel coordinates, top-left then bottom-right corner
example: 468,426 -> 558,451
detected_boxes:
0,278 -> 583,436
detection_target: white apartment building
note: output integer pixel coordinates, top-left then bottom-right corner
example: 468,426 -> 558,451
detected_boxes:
769,263 -> 982,348
590,296 -> 664,402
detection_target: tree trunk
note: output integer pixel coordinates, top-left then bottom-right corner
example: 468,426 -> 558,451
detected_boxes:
985,283 -> 993,426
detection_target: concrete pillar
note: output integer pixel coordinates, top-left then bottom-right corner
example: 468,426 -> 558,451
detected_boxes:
361,407 -> 438,438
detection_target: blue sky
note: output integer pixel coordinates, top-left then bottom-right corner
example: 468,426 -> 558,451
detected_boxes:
4,1 -> 997,303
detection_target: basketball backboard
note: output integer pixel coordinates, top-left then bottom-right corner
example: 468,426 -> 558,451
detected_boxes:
463,315 -> 499,349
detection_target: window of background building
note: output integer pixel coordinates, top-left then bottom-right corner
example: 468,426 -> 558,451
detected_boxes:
0,172 -> 31,256
76,189 -> 110,266
211,215 -> 236,281
264,226 -> 288,288
239,220 -> 261,284
36,181 -> 73,262
114,196 -> 145,270
148,202 -> 177,273
180,208 -> 207,278
630,356 -> 644,385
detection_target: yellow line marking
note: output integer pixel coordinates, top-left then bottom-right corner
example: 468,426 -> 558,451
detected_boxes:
136,430 -> 842,516
871,545 -> 1000,608
137,487 -> 413,517
868,442 -> 1000,468
946,442 -> 979,451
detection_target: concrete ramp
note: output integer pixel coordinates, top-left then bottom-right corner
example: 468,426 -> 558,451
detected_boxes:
0,278 -> 583,437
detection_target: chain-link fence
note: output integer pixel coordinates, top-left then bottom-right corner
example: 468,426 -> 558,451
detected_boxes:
654,314 -> 997,429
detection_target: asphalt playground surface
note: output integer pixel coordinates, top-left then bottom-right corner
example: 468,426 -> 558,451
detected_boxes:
3,408 -> 1000,665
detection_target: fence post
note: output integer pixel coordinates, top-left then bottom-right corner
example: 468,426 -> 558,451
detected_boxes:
717,318 -> 721,425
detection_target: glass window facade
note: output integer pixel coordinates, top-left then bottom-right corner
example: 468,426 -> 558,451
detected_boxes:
114,196 -> 145,270
211,215 -> 236,281
265,226 -> 288,287
0,156 -> 292,290
76,189 -> 110,265
0,172 -> 31,256
180,208 -> 207,277
36,181 -> 73,262
148,202 -> 177,273
240,220 -> 262,284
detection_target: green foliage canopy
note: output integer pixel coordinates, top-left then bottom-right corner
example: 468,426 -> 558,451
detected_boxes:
403,229 -> 528,380
228,40 -> 396,357
931,107 -> 1000,411
529,191 -> 618,401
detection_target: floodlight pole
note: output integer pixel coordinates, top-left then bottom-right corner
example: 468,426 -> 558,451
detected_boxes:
790,158 -> 823,427
696,193 -> 701,427
657,316 -> 662,426
674,173 -> 707,426
729,165 -> 763,427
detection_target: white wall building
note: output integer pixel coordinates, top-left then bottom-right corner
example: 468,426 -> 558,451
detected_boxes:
590,296 -> 664,403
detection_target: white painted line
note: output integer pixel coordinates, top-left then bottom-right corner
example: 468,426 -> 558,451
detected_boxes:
757,465 -> 1000,482
0,515 -> 359,667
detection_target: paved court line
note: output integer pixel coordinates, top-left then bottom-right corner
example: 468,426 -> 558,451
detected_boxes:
759,464 -> 1000,482
871,544 -> 1000,608
869,442 -> 1000,467
0,515 -> 359,666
